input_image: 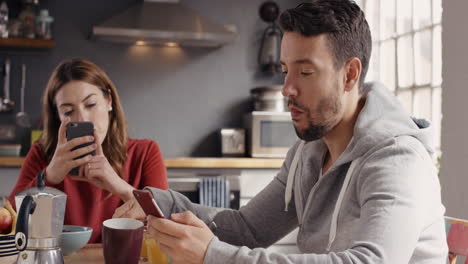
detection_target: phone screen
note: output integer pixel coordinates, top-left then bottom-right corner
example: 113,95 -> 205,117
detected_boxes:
133,190 -> 165,218
66,121 -> 95,175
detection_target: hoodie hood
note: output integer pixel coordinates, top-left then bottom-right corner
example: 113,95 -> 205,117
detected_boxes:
335,82 -> 434,167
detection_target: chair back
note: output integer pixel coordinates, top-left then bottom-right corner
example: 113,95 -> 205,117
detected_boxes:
446,216 -> 468,264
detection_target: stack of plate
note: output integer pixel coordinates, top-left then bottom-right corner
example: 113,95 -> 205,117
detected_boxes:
0,234 -> 18,261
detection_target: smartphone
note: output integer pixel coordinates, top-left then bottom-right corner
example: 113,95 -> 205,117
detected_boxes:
132,189 -> 166,218
66,121 -> 95,175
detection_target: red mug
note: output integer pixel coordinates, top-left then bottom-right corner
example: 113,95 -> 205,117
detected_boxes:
102,218 -> 144,264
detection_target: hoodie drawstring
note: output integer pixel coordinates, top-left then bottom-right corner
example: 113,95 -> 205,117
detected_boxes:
326,159 -> 359,251
284,141 -> 305,212
283,141 -> 361,251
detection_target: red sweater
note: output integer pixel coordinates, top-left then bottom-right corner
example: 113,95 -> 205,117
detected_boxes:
9,138 -> 168,243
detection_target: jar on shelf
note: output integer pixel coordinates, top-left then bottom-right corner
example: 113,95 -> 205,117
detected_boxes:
8,19 -> 21,37
0,1 -> 8,38
35,9 -> 53,39
18,0 -> 37,38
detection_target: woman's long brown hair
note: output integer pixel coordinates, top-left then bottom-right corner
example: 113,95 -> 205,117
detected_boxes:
40,58 -> 128,177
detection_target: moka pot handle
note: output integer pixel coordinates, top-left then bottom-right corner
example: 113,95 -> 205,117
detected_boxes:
15,195 -> 36,251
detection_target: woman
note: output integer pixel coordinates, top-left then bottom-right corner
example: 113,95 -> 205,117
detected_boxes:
9,58 -> 168,243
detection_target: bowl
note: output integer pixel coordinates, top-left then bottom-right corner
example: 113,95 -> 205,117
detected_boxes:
0,235 -> 18,263
59,225 -> 93,256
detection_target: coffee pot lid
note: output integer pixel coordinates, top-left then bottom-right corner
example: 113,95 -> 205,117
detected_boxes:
15,171 -> 66,199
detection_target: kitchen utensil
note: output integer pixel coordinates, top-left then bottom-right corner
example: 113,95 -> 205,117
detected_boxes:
0,58 -> 14,112
250,85 -> 287,112
15,170 -> 67,264
16,64 -> 31,128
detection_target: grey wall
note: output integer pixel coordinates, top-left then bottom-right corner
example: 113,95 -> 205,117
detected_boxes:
440,0 -> 468,220
0,0 -> 298,158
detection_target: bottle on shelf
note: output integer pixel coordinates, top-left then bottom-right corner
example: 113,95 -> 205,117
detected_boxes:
35,9 -> 53,39
19,0 -> 38,38
0,1 -> 8,38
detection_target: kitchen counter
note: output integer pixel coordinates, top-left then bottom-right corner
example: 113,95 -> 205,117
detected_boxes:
0,157 -> 284,169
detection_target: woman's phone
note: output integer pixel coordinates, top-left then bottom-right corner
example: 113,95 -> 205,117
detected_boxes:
132,190 -> 166,218
66,121 -> 95,175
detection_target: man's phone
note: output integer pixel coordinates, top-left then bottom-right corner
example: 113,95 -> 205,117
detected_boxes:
132,189 -> 166,218
66,121 -> 95,175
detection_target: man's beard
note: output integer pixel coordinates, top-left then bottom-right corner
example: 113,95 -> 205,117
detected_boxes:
293,122 -> 327,142
289,94 -> 341,142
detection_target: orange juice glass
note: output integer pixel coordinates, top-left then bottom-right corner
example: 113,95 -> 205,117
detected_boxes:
146,237 -> 169,264
140,232 -> 149,263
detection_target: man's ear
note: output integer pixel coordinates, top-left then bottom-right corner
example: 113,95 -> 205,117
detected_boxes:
343,57 -> 362,92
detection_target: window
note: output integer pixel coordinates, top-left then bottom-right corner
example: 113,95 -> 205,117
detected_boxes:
355,0 -> 443,155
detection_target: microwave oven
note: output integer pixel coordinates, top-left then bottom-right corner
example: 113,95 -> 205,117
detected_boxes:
245,111 -> 299,158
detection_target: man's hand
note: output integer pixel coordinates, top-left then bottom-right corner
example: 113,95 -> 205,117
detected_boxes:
112,197 -> 146,221
147,211 -> 214,264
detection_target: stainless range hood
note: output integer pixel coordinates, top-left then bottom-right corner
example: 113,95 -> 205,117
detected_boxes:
92,0 -> 237,47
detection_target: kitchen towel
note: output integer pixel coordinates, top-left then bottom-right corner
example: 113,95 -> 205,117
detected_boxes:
199,176 -> 230,208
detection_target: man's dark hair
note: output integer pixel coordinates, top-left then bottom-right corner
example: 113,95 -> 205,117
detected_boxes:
279,0 -> 372,91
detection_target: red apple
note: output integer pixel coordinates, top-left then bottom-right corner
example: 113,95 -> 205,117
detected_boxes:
0,207 -> 12,234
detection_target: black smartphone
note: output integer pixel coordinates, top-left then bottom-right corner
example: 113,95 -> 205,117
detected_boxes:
66,121 -> 95,175
133,189 -> 166,218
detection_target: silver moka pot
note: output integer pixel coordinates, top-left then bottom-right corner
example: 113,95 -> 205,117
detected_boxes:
14,170 -> 67,264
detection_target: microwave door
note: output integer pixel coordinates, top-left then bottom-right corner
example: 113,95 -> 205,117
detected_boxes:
250,112 -> 298,158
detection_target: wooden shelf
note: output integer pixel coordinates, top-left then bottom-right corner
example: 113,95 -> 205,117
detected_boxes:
0,157 -> 24,167
0,157 -> 284,169
0,37 -> 56,48
164,157 -> 283,169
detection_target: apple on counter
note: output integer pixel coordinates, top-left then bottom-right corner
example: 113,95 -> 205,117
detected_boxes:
0,207 -> 12,233
0,198 -> 16,235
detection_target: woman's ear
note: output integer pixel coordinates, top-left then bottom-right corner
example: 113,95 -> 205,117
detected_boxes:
344,57 -> 362,92
106,91 -> 113,112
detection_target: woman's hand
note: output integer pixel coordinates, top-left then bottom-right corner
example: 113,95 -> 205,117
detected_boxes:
46,117 -> 96,185
70,131 -> 134,201
112,197 -> 146,220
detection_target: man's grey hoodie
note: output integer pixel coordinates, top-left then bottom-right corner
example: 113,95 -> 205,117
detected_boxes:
147,82 -> 447,263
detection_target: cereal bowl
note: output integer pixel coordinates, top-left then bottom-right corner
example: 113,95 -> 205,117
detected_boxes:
59,225 -> 93,255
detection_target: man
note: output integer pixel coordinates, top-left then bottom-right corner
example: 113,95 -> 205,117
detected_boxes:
114,1 -> 447,263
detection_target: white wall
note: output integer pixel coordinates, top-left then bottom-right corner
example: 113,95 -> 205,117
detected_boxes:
440,1 -> 468,218
0,168 -> 20,197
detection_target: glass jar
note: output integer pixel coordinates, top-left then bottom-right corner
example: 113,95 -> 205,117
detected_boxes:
0,1 -> 8,38
18,0 -> 36,38
35,9 -> 53,39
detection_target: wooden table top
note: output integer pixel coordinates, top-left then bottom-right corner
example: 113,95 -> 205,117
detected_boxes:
64,244 -> 105,264
64,243 -> 149,264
